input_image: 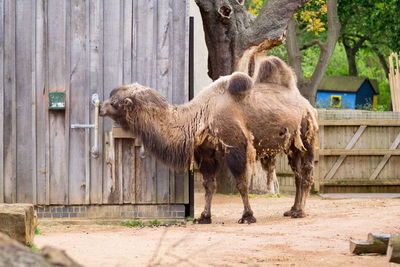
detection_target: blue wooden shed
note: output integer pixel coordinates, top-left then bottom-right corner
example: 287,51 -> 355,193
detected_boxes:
317,76 -> 379,109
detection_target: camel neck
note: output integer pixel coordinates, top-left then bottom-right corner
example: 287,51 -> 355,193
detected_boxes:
130,104 -> 196,170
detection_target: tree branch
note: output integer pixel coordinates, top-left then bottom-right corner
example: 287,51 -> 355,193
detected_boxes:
300,39 -> 324,50
286,18 -> 305,85
241,0 -> 308,51
309,0 -> 340,90
373,48 -> 390,77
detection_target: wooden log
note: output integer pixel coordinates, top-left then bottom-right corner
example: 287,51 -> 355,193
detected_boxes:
388,233 -> 400,264
350,233 -> 391,255
0,203 -> 35,245
367,233 -> 391,254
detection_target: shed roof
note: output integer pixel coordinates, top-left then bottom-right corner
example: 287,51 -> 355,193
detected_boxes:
319,76 -> 379,94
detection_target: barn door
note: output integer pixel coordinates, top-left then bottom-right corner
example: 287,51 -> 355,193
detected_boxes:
0,0 -> 190,207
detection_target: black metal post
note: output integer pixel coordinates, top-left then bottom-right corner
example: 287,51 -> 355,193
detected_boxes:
185,16 -> 195,218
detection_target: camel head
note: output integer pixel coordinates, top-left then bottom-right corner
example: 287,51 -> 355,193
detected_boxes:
99,83 -> 168,129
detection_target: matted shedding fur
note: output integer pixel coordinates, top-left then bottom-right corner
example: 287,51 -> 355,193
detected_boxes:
100,56 -> 318,223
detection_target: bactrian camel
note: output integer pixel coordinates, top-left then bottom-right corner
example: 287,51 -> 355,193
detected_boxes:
99,56 -> 318,224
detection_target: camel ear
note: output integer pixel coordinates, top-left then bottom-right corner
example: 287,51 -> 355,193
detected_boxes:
123,97 -> 133,107
228,72 -> 253,96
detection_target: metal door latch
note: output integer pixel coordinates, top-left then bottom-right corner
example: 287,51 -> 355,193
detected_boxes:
71,93 -> 100,158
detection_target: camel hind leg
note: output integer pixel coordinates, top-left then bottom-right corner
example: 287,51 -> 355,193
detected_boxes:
260,156 -> 279,194
285,137 -> 315,218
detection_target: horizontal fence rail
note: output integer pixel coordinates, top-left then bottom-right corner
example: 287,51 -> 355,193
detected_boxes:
275,110 -> 400,193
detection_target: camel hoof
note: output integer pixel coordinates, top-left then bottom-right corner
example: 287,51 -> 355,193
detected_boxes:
238,214 -> 257,224
193,216 -> 212,224
290,210 -> 306,218
283,210 -> 294,217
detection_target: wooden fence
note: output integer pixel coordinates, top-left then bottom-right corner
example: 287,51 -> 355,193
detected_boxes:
389,53 -> 400,111
277,110 -> 400,193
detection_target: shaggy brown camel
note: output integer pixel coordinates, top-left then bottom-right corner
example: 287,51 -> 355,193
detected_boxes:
99,56 -> 318,224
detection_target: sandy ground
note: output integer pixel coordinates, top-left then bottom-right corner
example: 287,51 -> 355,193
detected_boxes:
35,193 -> 400,267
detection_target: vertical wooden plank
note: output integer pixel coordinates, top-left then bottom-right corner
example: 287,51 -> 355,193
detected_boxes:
102,0 -> 122,203
3,0 -> 16,203
171,0 -> 189,105
35,0 -> 47,205
117,0 -> 124,204
48,0 -> 68,204
0,0 -> 4,203
89,0 -> 103,204
131,0 -> 138,82
136,0 -> 155,203
84,0 -> 90,205
68,0 -> 87,204
121,0 -> 133,204
170,0 -> 189,204
155,0 -> 170,204
123,0 -> 132,84
314,125 -> 324,191
31,0 -> 37,204
118,140 -> 123,204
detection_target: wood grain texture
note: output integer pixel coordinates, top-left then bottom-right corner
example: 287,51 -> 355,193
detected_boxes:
102,0 -> 122,203
68,0 -> 87,204
277,111 -> 400,193
0,0 -> 4,203
3,0 -> 16,203
1,0 -> 190,206
35,0 -> 46,205
48,0 -> 68,204
89,0 -> 104,204
16,0 -> 34,203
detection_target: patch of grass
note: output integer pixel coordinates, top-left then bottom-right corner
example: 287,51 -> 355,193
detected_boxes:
185,216 -> 194,222
34,224 -> 42,235
148,219 -> 161,226
120,219 -> 183,227
120,220 -> 144,227
28,244 -> 40,253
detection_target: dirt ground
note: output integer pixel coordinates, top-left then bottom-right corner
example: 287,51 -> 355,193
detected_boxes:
35,193 -> 400,267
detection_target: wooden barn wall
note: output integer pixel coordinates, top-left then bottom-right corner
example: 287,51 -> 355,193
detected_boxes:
0,0 -> 189,205
276,110 -> 400,193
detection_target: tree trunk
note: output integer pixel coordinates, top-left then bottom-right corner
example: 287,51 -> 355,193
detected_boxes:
343,39 -> 358,76
373,48 -> 390,78
286,0 -> 340,105
195,0 -> 308,80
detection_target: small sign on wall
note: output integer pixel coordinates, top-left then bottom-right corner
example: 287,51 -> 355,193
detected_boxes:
48,92 -> 66,110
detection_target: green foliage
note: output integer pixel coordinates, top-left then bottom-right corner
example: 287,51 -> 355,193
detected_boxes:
120,220 -> 144,227
148,219 -> 161,226
338,0 -> 400,51
120,219 -> 183,227
28,244 -> 41,253
246,0 -> 393,109
185,216 -> 194,222
34,224 -> 42,235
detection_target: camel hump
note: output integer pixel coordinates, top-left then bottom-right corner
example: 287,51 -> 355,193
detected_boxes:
228,72 -> 253,98
254,56 -> 295,88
